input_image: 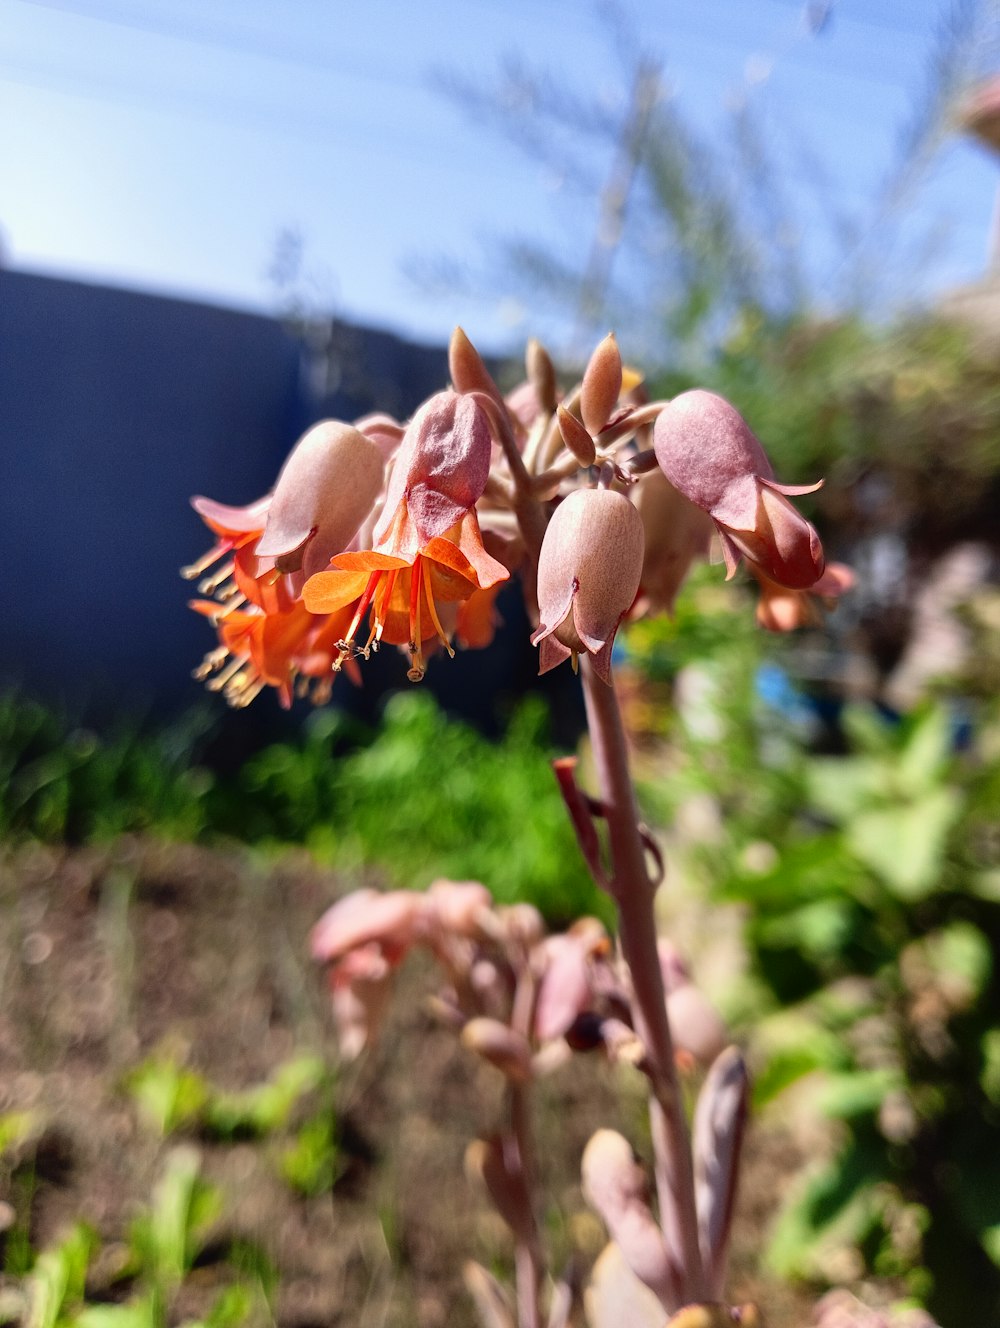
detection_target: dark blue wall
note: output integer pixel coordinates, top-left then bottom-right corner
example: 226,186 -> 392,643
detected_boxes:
0,271 -> 449,716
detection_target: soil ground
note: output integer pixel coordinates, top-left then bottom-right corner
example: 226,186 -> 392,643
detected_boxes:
0,838 -> 816,1327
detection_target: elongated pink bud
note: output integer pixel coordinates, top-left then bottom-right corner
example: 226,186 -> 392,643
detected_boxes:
449,326 -> 505,411
465,1136 -> 533,1241
526,338 -> 558,415
461,1018 -> 533,1081
255,421 -> 384,578
692,1046 -> 749,1298
581,333 -> 623,435
557,404 -> 597,467
463,1261 -> 516,1328
582,1130 -> 678,1309
653,391 -> 824,590
531,488 -> 644,683
585,1242 -> 670,1328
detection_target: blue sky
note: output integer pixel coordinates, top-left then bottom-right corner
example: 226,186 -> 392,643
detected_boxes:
2,0 -> 998,351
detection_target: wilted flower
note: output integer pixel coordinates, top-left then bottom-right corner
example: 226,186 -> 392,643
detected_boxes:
531,488 -> 644,682
303,390 -> 509,680
653,390 -> 825,589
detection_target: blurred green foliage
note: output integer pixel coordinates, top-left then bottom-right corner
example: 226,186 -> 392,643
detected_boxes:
0,691 -> 605,924
629,599 -> 1000,1324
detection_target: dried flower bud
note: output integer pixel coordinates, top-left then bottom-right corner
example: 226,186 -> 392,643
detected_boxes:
653,390 -> 824,590
581,333 -> 623,435
255,421 -> 384,578
461,1018 -> 533,1081
531,488 -> 644,683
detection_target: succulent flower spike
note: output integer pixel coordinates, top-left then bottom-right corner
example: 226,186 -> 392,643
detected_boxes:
751,560 -> 855,632
303,390 -> 509,680
653,390 -> 825,590
254,420 -> 384,581
531,488 -> 644,683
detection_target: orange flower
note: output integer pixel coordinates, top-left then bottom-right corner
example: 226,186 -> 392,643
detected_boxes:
751,561 -> 855,632
302,390 -> 508,679
190,597 -> 360,708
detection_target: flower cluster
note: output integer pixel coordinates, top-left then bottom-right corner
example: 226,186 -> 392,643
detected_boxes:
312,876 -> 742,1321
183,329 -> 849,705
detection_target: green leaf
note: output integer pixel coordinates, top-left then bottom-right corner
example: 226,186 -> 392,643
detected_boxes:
131,1147 -> 220,1290
806,755 -> 889,824
125,1056 -> 209,1138
846,788 -> 961,899
76,1296 -> 158,1328
816,1068 -> 903,1120
204,1054 -> 326,1139
897,706 -> 952,796
27,1225 -> 96,1328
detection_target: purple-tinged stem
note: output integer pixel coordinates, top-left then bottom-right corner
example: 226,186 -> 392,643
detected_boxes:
581,660 -> 706,1302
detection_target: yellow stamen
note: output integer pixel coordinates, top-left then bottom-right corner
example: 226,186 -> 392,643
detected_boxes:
212,594 -> 248,622
409,556 -> 423,653
420,557 -> 455,658
197,559 -> 236,594
181,542 -> 231,580
206,655 -> 248,691
193,647 -> 227,680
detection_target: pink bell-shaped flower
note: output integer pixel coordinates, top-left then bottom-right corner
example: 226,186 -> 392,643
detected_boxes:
531,488 -> 644,683
255,420 -> 384,580
653,390 -> 825,590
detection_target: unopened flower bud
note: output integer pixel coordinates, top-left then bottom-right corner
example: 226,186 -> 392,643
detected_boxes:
461,1018 -> 533,1081
449,326 -> 505,412
581,1130 -> 676,1307
531,488 -> 644,683
526,338 -> 558,415
465,1137 -> 533,1239
557,404 -> 597,467
581,333 -> 623,435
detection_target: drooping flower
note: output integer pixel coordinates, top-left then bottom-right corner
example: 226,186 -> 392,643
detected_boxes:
189,598 -> 360,708
653,390 -> 825,590
751,561 -> 855,633
531,488 -> 644,683
303,390 -> 509,680
253,420 -> 384,582
184,419 -> 385,704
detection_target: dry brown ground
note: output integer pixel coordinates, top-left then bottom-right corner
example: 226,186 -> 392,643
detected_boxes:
0,839 -> 816,1327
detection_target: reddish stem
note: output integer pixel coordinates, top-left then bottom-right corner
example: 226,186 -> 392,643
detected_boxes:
580,659 -> 706,1302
